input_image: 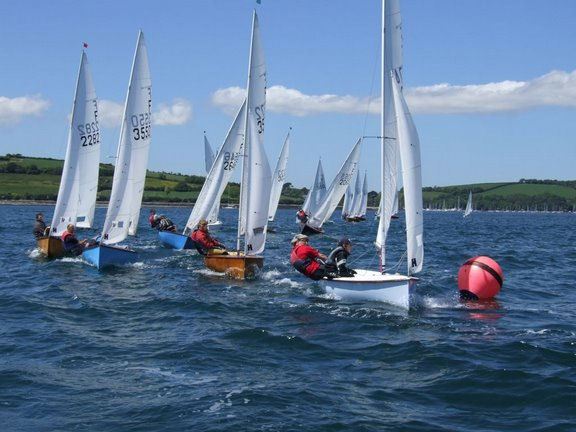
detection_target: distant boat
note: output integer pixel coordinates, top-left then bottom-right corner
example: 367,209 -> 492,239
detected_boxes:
301,139 -> 361,235
268,129 -> 291,222
345,170 -> 368,222
37,49 -> 100,259
301,158 -> 326,223
82,31 -> 151,269
321,0 -> 424,309
204,11 -> 271,279
463,191 -> 473,217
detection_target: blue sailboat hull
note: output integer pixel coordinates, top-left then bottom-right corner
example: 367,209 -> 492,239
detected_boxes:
158,231 -> 196,250
82,244 -> 138,269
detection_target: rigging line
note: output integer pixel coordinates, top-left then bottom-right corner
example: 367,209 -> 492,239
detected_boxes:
359,36 -> 381,140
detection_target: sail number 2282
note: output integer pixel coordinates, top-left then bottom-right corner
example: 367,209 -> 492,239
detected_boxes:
77,121 -> 100,147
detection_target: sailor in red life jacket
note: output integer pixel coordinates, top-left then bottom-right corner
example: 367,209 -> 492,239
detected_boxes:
296,209 -> 308,224
290,234 -> 333,280
61,224 -> 88,256
149,209 -> 160,228
189,219 -> 227,255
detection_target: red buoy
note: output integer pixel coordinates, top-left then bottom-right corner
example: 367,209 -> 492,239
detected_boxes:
458,256 -> 503,300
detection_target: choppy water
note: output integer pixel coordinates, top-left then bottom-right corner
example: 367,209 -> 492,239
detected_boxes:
1,205 -> 575,431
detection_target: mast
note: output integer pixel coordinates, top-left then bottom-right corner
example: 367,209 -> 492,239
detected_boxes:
236,11 -> 257,252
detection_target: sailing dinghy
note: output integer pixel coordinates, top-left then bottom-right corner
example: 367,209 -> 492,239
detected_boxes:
321,0 -> 424,309
38,49 -> 100,258
300,138 -> 361,235
204,11 -> 272,279
82,31 -> 152,269
463,191 -> 473,217
158,100 -> 247,250
344,170 -> 368,222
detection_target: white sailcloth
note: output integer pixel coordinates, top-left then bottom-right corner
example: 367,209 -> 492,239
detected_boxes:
302,159 -> 326,215
102,31 -> 152,244
307,138 -> 362,230
358,171 -> 369,219
464,191 -> 473,217
349,169 -> 363,218
391,76 -> 423,274
376,0 -> 403,265
51,51 -> 100,236
268,131 -> 290,222
236,11 -> 271,255
203,134 -> 222,225
184,101 -> 247,233
342,182 -> 353,219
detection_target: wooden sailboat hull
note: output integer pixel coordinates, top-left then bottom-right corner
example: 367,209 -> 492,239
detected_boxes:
345,216 -> 366,222
82,244 -> 138,269
36,236 -> 65,259
300,223 -> 323,236
319,269 -> 416,309
157,231 -> 196,250
204,252 -> 264,279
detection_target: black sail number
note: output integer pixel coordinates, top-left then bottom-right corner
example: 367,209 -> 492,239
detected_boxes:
131,112 -> 151,141
78,121 -> 100,147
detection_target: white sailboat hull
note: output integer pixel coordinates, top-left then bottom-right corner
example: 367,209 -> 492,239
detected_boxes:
319,269 -> 416,309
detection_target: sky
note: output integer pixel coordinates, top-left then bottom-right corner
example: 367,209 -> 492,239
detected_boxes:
1,0 -> 575,189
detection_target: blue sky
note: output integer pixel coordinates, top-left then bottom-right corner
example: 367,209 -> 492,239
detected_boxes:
1,0 -> 575,188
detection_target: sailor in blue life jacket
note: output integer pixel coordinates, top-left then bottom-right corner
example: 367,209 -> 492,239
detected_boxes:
326,237 -> 357,277
61,224 -> 88,256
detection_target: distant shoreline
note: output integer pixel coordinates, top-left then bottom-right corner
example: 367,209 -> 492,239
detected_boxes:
0,200 -> 305,209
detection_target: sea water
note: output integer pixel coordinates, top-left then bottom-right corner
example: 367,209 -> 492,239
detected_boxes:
1,205 -> 575,431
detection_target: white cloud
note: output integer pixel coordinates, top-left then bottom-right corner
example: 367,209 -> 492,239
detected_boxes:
212,70 -> 576,116
152,98 -> 192,125
0,95 -> 50,124
98,98 -> 192,127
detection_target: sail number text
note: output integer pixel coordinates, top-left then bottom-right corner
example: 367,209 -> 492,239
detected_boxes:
77,121 -> 100,147
223,151 -> 239,171
255,104 -> 265,134
131,113 -> 151,141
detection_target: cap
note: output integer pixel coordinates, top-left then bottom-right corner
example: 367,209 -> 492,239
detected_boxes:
339,237 -> 351,246
291,234 -> 309,245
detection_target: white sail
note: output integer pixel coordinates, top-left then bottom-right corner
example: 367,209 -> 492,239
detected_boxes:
302,159 -> 326,215
391,76 -> 423,275
391,189 -> 399,216
102,31 -> 152,244
268,130 -> 290,222
236,11 -> 270,254
203,134 -> 222,225
358,171 -> 369,219
307,138 -> 362,229
376,0 -> 403,265
464,191 -> 473,217
184,101 -> 246,233
51,52 -> 100,236
349,169 -> 363,217
342,183 -> 353,219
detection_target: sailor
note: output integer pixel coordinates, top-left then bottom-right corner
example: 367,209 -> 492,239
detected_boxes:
61,224 -> 87,256
33,212 -> 48,239
149,209 -> 160,228
189,219 -> 227,255
296,209 -> 308,224
290,234 -> 334,280
156,215 -> 177,232
326,237 -> 357,277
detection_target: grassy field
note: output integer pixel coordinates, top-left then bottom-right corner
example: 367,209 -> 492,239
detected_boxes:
1,154 -> 575,210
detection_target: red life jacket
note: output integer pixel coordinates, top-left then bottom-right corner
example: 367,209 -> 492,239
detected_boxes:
61,231 -> 74,242
290,244 -> 320,276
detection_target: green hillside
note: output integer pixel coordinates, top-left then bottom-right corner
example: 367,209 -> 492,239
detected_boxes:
1,154 -> 575,211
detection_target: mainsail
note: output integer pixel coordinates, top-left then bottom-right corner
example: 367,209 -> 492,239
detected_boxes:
102,31 -> 152,244
306,138 -> 362,230
51,51 -> 100,236
302,159 -> 326,215
268,131 -> 290,222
